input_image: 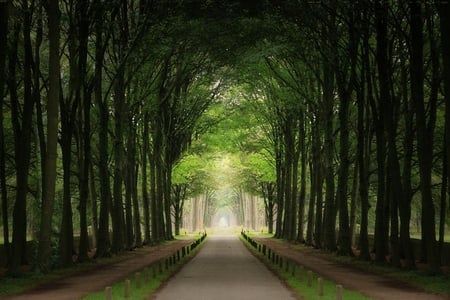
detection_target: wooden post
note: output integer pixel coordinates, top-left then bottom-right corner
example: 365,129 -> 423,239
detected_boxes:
285,260 -> 289,272
135,272 -> 141,289
336,284 -> 343,300
105,286 -> 112,300
317,277 -> 323,296
291,264 -> 296,277
124,279 -> 131,298
159,261 -> 163,273
307,270 -> 313,287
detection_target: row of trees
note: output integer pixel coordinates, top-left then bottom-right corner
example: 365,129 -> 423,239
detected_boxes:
0,0 -> 235,275
239,1 -> 449,274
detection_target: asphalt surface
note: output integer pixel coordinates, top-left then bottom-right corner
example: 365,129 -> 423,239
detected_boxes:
153,235 -> 297,300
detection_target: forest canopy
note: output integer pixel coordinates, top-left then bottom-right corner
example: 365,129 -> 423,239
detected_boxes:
0,0 -> 449,277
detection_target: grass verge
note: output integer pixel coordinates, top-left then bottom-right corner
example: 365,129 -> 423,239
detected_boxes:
240,232 -> 372,300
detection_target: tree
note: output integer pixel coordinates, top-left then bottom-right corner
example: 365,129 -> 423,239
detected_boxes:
37,0 -> 61,273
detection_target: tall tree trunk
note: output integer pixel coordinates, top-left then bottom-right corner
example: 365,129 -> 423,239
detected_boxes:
0,0 -> 10,265
164,162 -> 173,239
409,1 -> 439,273
274,132 -> 284,238
141,113 -> 151,243
438,1 -> 450,259
59,17 -> 79,266
89,163 -> 98,249
282,122 -> 293,240
125,132 -> 135,249
77,0 -> 91,261
399,48 -> 415,269
37,0 -> 60,272
297,111 -> 307,242
9,4 -> 35,273
112,69 -> 126,253
322,51 -> 336,252
131,145 -> 142,247
357,58 -> 370,260
373,0 -> 389,263
94,2 -> 110,257
440,0 -> 450,222
0,0 -> 8,233
349,162 -> 358,247
336,86 -> 352,256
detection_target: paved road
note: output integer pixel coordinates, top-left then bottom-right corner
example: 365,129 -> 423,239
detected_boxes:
153,235 -> 296,300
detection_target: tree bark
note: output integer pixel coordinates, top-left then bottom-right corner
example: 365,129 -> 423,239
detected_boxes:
37,0 -> 60,272
409,1 -> 439,273
438,1 -> 450,261
322,50 -> 336,252
297,110 -> 307,242
9,4 -> 35,274
439,0 -> 450,225
373,0 -> 389,263
94,0 -> 111,259
141,112 -> 151,243
0,0 -> 10,265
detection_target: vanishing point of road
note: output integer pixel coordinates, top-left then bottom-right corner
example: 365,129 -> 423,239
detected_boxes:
153,235 -> 297,300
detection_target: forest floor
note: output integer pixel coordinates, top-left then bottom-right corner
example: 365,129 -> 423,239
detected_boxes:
254,235 -> 449,300
2,238 -> 193,300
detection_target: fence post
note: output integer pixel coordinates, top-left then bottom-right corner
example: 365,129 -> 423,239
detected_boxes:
135,272 -> 141,289
336,284 -> 343,300
317,277 -> 323,296
105,286 -> 112,300
307,270 -> 313,287
124,279 -> 131,298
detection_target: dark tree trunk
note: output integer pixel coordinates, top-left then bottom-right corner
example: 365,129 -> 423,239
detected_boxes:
112,68 -> 126,253
274,131 -> 284,238
297,110 -> 307,242
322,52 -> 336,252
399,48 -> 415,269
94,2 -> 111,258
439,0 -> 450,223
9,5 -> 35,273
357,23 -> 372,260
77,1 -> 91,260
125,131 -> 135,249
282,121 -> 293,240
0,2 -> 11,262
37,0 -> 60,272
409,1 -> 439,273
59,15 -> 79,266
141,113 -> 151,243
373,0 -> 389,263
89,163 -> 98,249
438,1 -> 450,261
0,0 -> 10,265
131,145 -> 142,247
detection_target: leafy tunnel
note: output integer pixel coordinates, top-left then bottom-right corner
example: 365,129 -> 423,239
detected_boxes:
0,0 -> 449,278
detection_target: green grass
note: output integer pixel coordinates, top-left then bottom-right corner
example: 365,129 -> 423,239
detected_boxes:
81,237 -> 206,300
240,234 -> 372,300
82,265 -> 174,300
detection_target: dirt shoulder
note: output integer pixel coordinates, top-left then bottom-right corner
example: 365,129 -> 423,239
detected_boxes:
254,236 -> 449,300
4,239 -> 193,300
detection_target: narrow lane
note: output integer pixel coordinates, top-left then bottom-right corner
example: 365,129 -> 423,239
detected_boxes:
153,235 -> 296,300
